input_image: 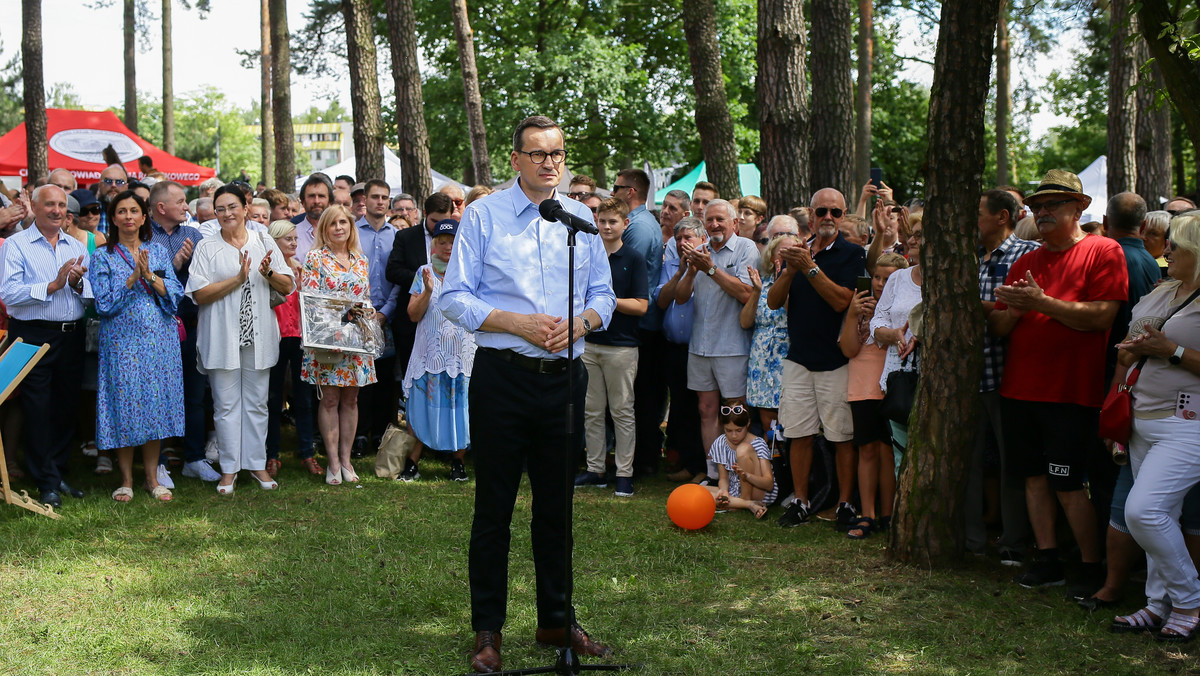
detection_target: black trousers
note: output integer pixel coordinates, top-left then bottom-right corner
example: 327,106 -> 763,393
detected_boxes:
11,322 -> 85,493
632,328 -> 669,474
664,341 -> 703,474
468,349 -> 585,632
356,354 -> 396,443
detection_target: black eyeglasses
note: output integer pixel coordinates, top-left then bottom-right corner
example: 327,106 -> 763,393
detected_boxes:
516,149 -> 567,165
814,207 -> 844,219
588,206 -> 599,213
720,404 -> 747,416
1029,198 -> 1074,213
80,204 -> 102,215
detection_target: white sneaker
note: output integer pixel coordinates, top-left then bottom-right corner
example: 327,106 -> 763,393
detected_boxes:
156,464 -> 175,490
182,460 -> 222,482
204,434 -> 220,462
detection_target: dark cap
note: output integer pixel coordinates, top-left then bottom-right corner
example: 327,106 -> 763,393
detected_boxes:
432,219 -> 459,238
71,189 -> 99,209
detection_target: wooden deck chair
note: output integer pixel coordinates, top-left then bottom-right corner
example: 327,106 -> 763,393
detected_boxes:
0,338 -> 59,519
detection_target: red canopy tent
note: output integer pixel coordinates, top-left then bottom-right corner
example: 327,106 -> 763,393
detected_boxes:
0,108 -> 216,186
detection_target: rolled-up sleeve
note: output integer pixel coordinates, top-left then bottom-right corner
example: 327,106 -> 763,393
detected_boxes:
439,209 -> 495,332
583,234 -> 616,329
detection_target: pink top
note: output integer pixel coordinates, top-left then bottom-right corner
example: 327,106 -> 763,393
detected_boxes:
847,341 -> 887,401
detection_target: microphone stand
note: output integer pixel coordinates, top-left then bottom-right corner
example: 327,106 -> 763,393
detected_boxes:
475,210 -> 636,675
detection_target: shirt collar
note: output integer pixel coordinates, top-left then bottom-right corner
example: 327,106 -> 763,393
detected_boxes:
356,215 -> 395,233
509,177 -> 556,217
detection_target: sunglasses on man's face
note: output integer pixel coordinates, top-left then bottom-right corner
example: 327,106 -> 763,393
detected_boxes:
80,205 -> 102,216
814,207 -> 844,219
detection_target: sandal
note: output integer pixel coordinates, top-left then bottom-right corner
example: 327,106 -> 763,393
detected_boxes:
876,516 -> 892,532
111,486 -> 134,503
80,441 -> 98,458
300,457 -> 324,475
266,458 -> 282,478
94,454 -> 113,475
847,517 -> 875,540
146,484 -> 173,502
1111,608 -> 1163,634
1157,611 -> 1200,642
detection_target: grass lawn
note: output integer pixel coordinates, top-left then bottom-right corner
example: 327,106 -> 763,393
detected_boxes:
1,453 -> 1197,675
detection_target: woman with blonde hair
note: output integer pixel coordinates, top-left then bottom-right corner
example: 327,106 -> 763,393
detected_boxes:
300,205 -> 377,485
463,184 -> 494,208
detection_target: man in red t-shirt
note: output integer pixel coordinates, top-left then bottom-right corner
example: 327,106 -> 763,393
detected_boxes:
989,170 -> 1128,596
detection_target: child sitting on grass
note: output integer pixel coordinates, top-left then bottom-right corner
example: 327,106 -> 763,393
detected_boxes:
705,402 -> 776,519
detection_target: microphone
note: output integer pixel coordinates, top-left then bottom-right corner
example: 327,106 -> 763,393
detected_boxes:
539,198 -> 599,235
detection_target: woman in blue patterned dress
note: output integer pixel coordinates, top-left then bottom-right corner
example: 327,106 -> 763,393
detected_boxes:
89,191 -> 184,502
741,234 -> 800,440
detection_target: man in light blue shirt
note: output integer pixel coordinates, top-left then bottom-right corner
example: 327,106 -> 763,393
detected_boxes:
440,115 -> 615,674
0,185 -> 93,508
354,179 -> 402,453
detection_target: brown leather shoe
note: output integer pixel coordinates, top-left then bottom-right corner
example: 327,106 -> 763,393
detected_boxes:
534,623 -> 613,657
471,630 -> 502,673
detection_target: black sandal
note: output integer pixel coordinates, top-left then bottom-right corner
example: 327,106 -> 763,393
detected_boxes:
847,517 -> 875,540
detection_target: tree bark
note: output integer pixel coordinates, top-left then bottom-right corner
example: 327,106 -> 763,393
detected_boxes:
682,0 -> 741,200
124,0 -> 138,133
260,0 -> 274,187
888,0 -> 1000,568
1135,42 -> 1172,205
757,0 -> 810,214
995,0 -> 1011,186
162,0 -> 174,154
809,0 -> 855,199
451,0 -> 492,187
1108,0 -> 1138,196
270,0 -> 295,187
22,0 -> 47,182
385,0 -> 433,204
341,0 -> 384,183
854,0 -> 872,193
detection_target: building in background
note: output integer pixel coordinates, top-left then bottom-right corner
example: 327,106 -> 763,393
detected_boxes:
247,121 -> 353,172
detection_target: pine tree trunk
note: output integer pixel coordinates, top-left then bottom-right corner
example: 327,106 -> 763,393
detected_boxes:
22,0 -> 47,182
385,0 -> 433,204
888,0 -> 1000,568
451,0 -> 492,187
269,0 -> 295,187
1108,0 -> 1138,196
809,0 -> 855,198
260,0 -> 274,187
757,0 -> 810,214
162,0 -> 174,154
1135,43 -> 1172,205
342,0 -> 384,182
682,0 -> 741,200
124,0 -> 137,133
995,0 -> 1011,186
854,0 -> 872,193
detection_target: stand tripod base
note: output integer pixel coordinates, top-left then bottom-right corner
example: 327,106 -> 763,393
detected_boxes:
465,646 -> 640,675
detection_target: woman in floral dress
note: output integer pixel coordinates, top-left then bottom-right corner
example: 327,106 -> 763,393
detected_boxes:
741,234 -> 800,441
300,205 -> 377,486
90,190 -> 184,502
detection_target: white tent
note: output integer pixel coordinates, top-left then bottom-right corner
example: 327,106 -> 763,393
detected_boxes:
1077,155 -> 1107,225
295,147 -> 468,197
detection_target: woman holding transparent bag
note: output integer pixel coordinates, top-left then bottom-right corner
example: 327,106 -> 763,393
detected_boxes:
300,204 -> 377,485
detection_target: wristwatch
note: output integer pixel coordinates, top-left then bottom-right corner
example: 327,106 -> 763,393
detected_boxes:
705,266 -> 716,277
581,316 -> 593,334
807,265 -> 821,279
266,269 -> 274,278
1169,344 -> 1186,365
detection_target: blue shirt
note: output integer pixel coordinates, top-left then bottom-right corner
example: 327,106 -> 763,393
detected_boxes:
656,254 -> 693,345
150,219 -> 204,321
440,183 -> 616,359
625,204 -> 664,332
356,216 -> 402,319
0,224 -> 94,321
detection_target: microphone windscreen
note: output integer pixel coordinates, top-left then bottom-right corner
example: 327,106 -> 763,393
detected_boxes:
538,199 -> 561,223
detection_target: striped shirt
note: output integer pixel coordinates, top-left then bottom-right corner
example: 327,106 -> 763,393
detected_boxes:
0,224 -> 93,321
708,434 -> 777,505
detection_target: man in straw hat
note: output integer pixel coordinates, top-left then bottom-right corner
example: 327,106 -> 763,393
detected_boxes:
988,169 -> 1128,598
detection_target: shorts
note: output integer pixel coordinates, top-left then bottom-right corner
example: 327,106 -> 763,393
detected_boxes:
778,360 -> 853,443
1001,397 -> 1099,491
850,399 -> 891,446
687,354 -> 749,398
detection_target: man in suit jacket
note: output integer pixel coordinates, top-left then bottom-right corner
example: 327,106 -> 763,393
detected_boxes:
386,191 -> 456,382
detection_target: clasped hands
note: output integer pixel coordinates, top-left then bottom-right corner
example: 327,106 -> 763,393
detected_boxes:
993,271 -> 1046,316
55,256 -> 88,293
679,241 -> 713,274
516,313 -> 586,353
779,243 -> 816,275
1115,324 -> 1178,360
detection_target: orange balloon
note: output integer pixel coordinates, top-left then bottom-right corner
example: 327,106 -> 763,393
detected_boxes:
666,484 -> 716,530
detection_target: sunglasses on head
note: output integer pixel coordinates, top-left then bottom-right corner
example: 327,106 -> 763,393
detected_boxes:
720,404 -> 747,416
814,207 -> 844,219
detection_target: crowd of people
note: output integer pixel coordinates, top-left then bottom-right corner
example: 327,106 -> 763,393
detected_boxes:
2,131 -> 1200,655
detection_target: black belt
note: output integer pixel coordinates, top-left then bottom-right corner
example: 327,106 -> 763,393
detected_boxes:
479,347 -> 573,375
9,317 -> 82,332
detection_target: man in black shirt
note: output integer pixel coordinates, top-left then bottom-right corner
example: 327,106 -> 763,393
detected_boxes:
767,188 -> 865,528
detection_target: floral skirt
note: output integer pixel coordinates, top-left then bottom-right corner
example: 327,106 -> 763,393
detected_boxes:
404,371 -> 470,452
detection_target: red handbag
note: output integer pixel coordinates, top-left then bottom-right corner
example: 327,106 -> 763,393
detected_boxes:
1098,360 -> 1145,446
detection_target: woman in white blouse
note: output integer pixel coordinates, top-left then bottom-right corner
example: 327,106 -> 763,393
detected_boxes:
186,185 -> 295,495
870,214 -> 923,454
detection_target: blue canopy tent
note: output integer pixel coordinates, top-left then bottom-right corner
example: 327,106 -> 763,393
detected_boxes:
655,161 -> 761,204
